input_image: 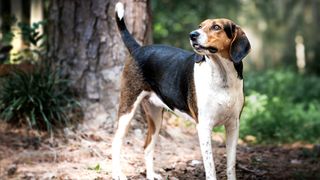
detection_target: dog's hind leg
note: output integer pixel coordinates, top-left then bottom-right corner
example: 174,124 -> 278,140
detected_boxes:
142,99 -> 163,180
112,89 -> 149,180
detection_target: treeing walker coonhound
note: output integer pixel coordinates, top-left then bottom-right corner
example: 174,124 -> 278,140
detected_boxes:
112,2 -> 251,180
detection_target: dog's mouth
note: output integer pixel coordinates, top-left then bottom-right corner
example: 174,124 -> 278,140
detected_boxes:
192,43 -> 218,53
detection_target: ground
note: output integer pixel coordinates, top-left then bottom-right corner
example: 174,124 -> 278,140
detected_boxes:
0,116 -> 319,180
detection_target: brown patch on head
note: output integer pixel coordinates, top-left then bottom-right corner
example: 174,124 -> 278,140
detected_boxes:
194,18 -> 251,62
199,18 -> 236,59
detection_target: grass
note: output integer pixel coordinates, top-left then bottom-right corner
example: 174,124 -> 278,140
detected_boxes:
0,62 -> 80,133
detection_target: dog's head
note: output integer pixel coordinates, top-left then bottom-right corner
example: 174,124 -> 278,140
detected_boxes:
190,18 -> 251,63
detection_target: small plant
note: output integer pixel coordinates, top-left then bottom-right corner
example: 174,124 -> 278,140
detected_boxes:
88,163 -> 101,173
13,20 -> 47,63
18,21 -> 47,47
0,16 -> 80,133
0,18 -> 47,63
0,61 -> 80,133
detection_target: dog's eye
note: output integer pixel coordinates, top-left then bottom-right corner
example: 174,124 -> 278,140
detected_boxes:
198,25 -> 202,28
212,25 -> 221,31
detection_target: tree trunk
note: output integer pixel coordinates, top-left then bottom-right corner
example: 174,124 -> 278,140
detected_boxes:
47,0 -> 152,127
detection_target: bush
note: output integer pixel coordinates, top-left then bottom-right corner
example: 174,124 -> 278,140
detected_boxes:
0,62 -> 80,132
241,69 -> 320,144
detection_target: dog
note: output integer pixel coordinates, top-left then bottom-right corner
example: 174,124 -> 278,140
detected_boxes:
112,2 -> 251,180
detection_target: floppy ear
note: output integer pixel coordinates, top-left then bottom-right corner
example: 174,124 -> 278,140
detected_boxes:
229,27 -> 251,63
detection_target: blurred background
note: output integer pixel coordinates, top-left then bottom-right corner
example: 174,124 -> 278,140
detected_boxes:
0,0 -> 319,179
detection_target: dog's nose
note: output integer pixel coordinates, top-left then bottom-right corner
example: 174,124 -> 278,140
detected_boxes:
189,31 -> 200,41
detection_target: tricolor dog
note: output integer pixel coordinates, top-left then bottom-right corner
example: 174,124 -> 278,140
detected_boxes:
112,2 -> 251,180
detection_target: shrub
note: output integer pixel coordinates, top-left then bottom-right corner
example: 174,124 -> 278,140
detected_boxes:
0,62 -> 80,132
240,69 -> 320,144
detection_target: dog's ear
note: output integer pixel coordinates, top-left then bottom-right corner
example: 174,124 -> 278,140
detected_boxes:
224,22 -> 236,39
229,26 -> 251,63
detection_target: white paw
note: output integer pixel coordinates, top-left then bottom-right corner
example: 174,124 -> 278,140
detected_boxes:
147,172 -> 163,180
112,172 -> 127,180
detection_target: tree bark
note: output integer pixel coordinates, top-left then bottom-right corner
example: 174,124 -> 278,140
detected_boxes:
47,0 -> 152,127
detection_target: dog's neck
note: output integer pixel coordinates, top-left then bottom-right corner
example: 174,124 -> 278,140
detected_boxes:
201,55 -> 242,88
205,54 -> 243,80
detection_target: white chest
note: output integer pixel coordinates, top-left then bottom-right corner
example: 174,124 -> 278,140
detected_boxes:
194,56 -> 244,126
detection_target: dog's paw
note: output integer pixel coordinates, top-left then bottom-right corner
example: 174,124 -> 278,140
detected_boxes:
112,172 -> 127,180
147,172 -> 163,180
154,173 -> 163,180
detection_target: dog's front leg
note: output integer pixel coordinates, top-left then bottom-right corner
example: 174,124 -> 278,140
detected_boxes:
225,119 -> 239,180
197,120 -> 216,180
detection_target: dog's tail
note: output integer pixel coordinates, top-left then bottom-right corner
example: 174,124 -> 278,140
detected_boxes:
115,2 -> 140,54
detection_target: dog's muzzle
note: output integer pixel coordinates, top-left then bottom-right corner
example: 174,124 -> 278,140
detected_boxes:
189,30 -> 202,50
189,30 -> 218,53
190,31 -> 200,41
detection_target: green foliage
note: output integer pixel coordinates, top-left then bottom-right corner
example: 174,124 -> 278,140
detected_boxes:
241,69 -> 320,143
0,62 -> 80,133
18,21 -> 47,47
0,14 -> 17,45
13,21 -> 47,63
0,18 -> 47,63
1,32 -> 15,46
0,13 -> 79,133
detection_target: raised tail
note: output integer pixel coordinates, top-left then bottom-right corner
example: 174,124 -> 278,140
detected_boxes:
115,2 -> 140,54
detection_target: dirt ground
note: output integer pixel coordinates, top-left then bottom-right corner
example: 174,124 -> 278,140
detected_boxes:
0,117 -> 319,180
